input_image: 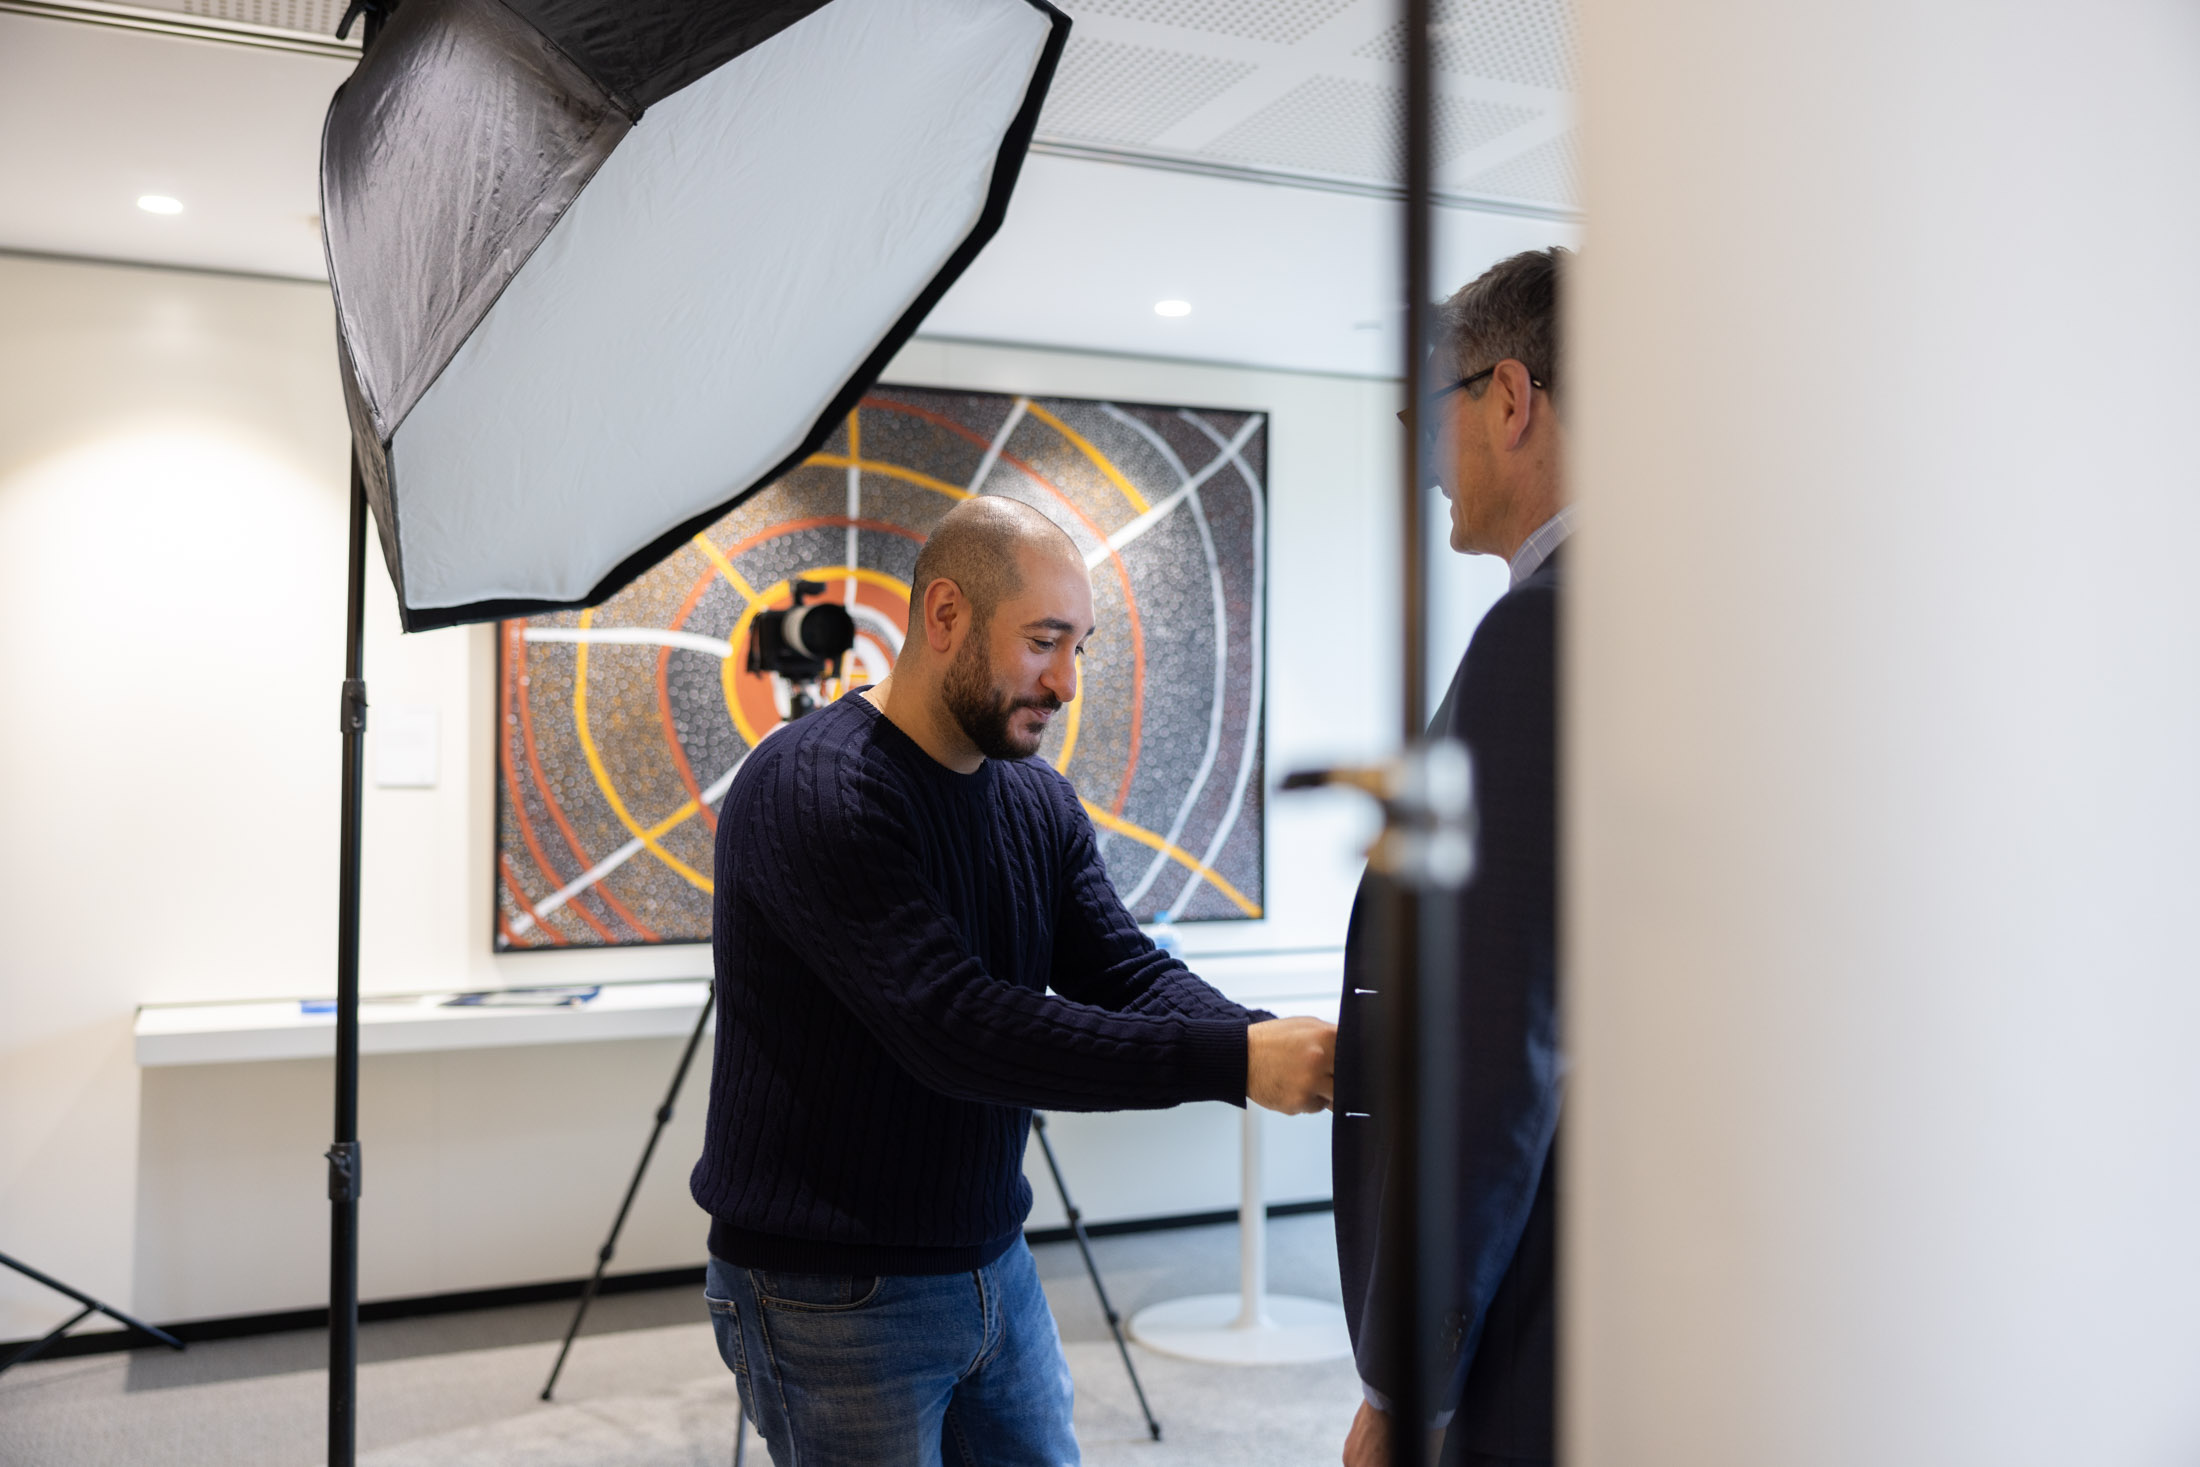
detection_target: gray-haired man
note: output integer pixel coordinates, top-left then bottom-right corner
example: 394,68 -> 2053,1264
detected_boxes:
1336,247 -> 1571,1467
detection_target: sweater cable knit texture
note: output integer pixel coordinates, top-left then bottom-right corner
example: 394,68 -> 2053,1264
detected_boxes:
691,693 -> 1259,1276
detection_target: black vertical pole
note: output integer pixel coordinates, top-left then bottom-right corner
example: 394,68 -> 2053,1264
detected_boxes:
328,453 -> 369,1467
1402,0 -> 1432,746
324,16 -> 385,1464
1387,2 -> 1459,1463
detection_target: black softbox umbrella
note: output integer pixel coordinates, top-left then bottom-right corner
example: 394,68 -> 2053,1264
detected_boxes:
324,0 -> 1069,631
314,2 -> 1064,1458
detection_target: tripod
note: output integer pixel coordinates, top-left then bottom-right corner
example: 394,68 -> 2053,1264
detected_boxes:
537,993 -> 1163,1451
1030,1113 -> 1162,1441
0,1249 -> 183,1376
539,992 -> 757,1464
542,988 -> 715,1403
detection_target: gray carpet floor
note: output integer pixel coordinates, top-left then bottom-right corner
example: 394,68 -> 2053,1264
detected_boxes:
0,1214 -> 1359,1466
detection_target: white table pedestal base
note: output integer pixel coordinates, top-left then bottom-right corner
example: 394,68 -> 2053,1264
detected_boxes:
1127,1094 -> 1352,1366
1129,1290 -> 1351,1365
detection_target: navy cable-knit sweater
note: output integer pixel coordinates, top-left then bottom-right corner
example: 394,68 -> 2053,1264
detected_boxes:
690,692 -> 1264,1275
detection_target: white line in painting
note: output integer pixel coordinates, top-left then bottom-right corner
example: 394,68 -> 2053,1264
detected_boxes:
1088,414 -> 1260,569
969,397 -> 1029,494
522,626 -> 732,659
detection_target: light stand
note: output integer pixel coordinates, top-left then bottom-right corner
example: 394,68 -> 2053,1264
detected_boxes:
1277,3 -> 1462,1461
322,11 -> 395,1458
324,450 -> 371,1467
1387,5 -> 1461,1454
0,1249 -> 183,1375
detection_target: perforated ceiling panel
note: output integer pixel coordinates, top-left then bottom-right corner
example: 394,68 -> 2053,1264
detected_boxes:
1203,76 -> 1536,183
171,0 -> 350,35
1046,0 -> 1579,214
1069,0 -> 1360,46
1353,0 -> 1578,90
62,0 -> 1580,213
1460,128 -> 1577,206
108,0 -> 1580,219
1041,35 -> 1258,146
120,0 -> 1579,227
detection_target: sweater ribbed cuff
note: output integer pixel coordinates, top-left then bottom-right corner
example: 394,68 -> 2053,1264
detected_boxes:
1182,1017 -> 1253,1105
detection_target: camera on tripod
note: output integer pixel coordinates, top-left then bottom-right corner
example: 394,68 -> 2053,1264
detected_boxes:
747,579 -> 857,720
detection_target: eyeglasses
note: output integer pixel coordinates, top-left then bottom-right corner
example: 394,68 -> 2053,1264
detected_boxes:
1390,360 -> 1548,424
1397,361 -> 1549,451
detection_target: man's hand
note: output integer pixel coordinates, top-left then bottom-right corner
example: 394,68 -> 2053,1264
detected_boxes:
1247,1016 -> 1335,1114
1343,1400 -> 1445,1467
1343,1399 -> 1388,1467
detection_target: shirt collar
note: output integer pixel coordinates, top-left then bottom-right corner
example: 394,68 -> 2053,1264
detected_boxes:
1508,505 -> 1576,587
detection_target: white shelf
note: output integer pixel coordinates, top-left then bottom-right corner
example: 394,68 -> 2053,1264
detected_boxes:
134,980 -> 712,1067
131,950 -> 1344,1069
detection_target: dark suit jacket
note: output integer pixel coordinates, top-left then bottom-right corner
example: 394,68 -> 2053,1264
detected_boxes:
1333,547 -> 1562,1464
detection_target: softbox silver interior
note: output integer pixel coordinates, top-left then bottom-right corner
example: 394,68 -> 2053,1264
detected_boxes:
322,0 -> 1067,630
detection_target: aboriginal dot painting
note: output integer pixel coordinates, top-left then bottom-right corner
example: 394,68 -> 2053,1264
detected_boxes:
495,386 -> 1267,949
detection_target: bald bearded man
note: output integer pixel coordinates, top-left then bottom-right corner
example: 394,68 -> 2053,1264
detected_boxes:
692,497 -> 1336,1465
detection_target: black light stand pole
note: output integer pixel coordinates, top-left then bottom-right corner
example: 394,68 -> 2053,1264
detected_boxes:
1279,6 -> 1463,1454
1386,3 -> 1465,1461
324,16 -> 387,1463
541,989 -> 716,1402
327,452 -> 370,1467
1029,1114 -> 1162,1442
1402,0 -> 1433,750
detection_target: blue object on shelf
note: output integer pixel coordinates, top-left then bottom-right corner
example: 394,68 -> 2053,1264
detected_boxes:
1148,911 -> 1184,958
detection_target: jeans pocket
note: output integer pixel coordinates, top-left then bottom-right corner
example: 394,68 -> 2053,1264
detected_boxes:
751,1270 -> 883,1312
704,1293 -> 748,1375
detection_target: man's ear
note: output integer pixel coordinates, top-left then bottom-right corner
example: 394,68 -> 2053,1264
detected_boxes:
1493,359 -> 1538,453
922,577 -> 965,655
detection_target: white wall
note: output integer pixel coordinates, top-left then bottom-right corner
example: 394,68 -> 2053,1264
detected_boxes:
0,252 -> 1508,1336
1569,1 -> 2200,1462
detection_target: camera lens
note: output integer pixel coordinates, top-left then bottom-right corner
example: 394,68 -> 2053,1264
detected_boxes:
782,601 -> 856,661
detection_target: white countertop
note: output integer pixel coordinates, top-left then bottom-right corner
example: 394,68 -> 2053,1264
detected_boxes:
134,949 -> 1344,1067
134,980 -> 713,1067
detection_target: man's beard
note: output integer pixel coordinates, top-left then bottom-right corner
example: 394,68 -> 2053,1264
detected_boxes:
942,627 -> 1059,761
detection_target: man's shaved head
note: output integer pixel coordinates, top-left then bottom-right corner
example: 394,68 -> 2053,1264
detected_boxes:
876,494 -> 1094,770
909,496 -> 1082,631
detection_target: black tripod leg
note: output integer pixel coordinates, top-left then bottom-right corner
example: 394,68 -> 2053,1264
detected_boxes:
1030,1114 -> 1161,1442
0,1249 -> 184,1377
541,988 -> 716,1401
0,1305 -> 94,1375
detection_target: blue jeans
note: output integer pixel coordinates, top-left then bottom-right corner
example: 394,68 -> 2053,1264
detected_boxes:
704,1237 -> 1079,1466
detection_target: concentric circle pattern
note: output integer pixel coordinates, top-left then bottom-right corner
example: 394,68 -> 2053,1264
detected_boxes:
495,387 -> 1267,949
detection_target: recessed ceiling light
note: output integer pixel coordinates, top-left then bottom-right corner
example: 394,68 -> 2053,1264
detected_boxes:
1153,299 -> 1191,318
137,195 -> 184,216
